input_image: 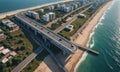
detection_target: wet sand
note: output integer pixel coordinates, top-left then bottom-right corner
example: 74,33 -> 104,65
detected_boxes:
34,1 -> 113,72
73,1 -> 113,72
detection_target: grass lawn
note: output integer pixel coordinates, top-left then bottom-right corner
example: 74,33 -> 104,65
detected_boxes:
59,10 -> 93,40
21,49 -> 49,72
0,25 -> 39,72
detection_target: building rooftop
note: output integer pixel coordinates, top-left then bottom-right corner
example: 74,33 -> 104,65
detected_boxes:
78,13 -> 86,18
2,58 -> 8,63
0,33 -> 5,37
0,46 -> 4,51
2,19 -> 18,28
2,49 -> 10,55
2,19 -> 11,25
65,25 -> 74,31
10,51 -> 17,56
48,12 -> 55,14
0,29 -> 3,33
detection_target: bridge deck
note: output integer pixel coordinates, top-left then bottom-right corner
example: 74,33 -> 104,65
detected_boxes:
15,13 -> 77,53
15,12 -> 99,55
75,43 -> 99,55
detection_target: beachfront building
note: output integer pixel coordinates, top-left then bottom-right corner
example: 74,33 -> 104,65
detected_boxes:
58,3 -> 80,13
48,6 -> 55,10
65,25 -> 74,31
26,11 -> 40,20
64,7 -> 71,13
2,19 -> 19,32
71,3 -> 79,9
58,4 -> 66,11
10,51 -> 17,56
42,14 -> 50,22
56,4 -> 60,8
42,12 -> 55,22
49,12 -> 56,20
39,9 -> 44,13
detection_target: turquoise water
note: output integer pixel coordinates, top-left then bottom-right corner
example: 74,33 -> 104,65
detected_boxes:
0,0 -> 59,13
77,0 -> 120,72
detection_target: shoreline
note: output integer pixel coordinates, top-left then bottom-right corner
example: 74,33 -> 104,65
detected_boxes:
73,1 -> 113,72
33,1 -> 113,72
0,0 -> 73,19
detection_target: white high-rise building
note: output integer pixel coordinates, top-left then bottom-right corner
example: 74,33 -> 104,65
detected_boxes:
48,12 -> 55,21
39,9 -> 44,13
48,6 -> 55,10
42,14 -> 50,22
42,12 -> 55,22
64,7 -> 70,13
26,11 -> 40,20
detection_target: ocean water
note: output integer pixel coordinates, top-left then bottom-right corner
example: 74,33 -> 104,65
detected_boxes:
0,0 -> 59,13
77,0 -> 120,72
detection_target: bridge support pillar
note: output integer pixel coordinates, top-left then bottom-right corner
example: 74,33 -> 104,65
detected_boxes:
35,30 -> 37,35
26,25 -> 30,29
62,50 -> 67,56
47,42 -> 50,48
42,35 -> 47,43
23,23 -> 25,27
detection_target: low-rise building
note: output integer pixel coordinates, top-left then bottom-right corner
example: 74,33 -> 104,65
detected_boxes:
10,51 -> 17,56
7,56 -> 13,60
65,25 -> 74,31
0,33 -> 6,39
0,29 -> 6,39
2,58 -> 8,63
78,13 -> 86,18
0,46 -> 4,51
2,49 -> 10,55
26,11 -> 40,20
2,19 -> 19,32
0,29 -> 3,33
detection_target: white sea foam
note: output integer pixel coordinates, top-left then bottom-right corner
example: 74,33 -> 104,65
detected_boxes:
74,1 -> 115,72
107,0 -> 115,10
90,38 -> 95,48
74,29 -> 95,72
74,51 -> 88,72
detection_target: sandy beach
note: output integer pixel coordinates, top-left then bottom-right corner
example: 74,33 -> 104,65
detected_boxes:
34,1 -> 113,72
73,1 -> 113,72
0,0 -> 73,19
